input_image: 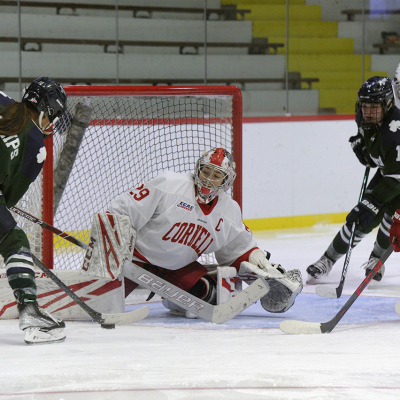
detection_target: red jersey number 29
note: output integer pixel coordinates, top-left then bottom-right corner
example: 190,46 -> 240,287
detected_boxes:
130,184 -> 150,201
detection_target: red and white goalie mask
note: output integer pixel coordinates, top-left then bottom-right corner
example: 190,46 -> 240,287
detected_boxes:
194,148 -> 237,204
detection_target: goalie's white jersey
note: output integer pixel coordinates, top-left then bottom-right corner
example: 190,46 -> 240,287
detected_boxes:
107,171 -> 257,270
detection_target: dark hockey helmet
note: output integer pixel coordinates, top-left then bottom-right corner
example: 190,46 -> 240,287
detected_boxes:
356,76 -> 394,126
22,77 -> 67,136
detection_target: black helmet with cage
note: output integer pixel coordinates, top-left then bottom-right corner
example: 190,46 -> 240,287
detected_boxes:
356,76 -> 394,127
22,77 -> 67,136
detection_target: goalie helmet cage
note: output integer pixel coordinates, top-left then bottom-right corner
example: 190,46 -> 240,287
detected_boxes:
5,85 -> 242,270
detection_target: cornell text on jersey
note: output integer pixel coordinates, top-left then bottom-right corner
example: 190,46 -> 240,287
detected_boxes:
162,222 -> 213,256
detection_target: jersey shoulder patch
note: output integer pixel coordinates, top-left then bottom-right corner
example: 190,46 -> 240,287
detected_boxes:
20,124 -> 46,180
389,119 -> 400,133
382,108 -> 400,147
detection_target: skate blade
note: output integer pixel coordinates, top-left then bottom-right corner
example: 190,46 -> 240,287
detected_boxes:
24,328 -> 66,345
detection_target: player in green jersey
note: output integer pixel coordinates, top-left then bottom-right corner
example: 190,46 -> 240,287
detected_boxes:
0,77 -> 67,344
307,76 -> 400,283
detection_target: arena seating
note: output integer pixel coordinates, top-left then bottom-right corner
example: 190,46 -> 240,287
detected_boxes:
0,0 -> 320,116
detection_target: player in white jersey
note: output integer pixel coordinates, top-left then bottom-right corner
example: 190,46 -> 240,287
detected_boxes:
107,148 -> 303,316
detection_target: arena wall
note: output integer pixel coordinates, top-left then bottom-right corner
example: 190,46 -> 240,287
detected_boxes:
242,115 -> 365,230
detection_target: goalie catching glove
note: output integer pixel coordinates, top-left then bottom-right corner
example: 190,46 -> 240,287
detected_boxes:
238,249 -> 303,313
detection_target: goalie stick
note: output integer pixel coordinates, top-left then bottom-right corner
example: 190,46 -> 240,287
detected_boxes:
122,261 -> 270,323
29,251 -> 149,328
315,166 -> 370,299
280,244 -> 394,334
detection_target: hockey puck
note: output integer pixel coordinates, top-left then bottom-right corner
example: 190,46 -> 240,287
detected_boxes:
101,323 -> 116,329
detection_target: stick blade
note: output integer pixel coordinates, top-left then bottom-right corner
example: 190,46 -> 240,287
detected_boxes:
101,306 -> 149,325
279,320 -> 323,334
210,277 -> 270,323
315,284 -> 340,299
395,302 -> 400,316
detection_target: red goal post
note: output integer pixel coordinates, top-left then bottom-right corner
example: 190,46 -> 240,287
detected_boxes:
14,86 -> 243,270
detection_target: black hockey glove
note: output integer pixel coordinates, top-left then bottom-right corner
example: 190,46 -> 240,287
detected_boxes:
346,195 -> 383,229
349,135 -> 376,167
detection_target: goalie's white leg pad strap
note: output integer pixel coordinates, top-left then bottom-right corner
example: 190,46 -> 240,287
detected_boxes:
82,213 -> 136,279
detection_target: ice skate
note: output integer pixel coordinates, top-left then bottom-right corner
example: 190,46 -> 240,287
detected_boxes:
306,252 -> 335,284
363,252 -> 385,282
15,289 -> 66,345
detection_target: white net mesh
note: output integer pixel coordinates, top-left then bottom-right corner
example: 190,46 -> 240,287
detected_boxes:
3,87 -> 241,271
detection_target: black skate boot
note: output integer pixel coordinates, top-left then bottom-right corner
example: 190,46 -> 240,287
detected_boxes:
306,252 -> 336,283
363,252 -> 385,282
14,289 -> 66,345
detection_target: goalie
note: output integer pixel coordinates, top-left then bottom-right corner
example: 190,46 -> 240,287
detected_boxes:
87,148 -> 302,318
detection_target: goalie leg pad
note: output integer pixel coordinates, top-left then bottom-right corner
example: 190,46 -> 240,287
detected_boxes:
217,266 -> 241,305
260,269 -> 303,313
82,213 -> 136,279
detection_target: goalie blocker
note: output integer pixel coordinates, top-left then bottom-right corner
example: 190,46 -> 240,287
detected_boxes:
82,214 -> 303,320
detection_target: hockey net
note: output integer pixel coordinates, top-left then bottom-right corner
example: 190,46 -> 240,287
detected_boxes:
2,86 -> 242,271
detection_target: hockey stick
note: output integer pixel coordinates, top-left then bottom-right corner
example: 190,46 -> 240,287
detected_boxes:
29,250 -> 149,328
122,261 -> 270,323
315,166 -> 370,299
10,206 -> 88,250
280,244 -> 394,334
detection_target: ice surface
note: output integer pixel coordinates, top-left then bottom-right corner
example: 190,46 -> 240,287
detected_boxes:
2,224 -> 400,400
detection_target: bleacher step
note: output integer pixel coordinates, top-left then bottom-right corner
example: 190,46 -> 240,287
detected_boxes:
237,4 -> 322,21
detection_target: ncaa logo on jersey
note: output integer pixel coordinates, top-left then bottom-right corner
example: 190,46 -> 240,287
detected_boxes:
176,201 -> 194,212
